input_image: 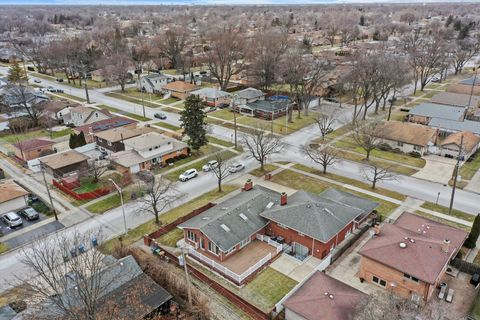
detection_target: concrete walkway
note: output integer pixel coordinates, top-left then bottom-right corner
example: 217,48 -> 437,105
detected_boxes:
388,197 -> 425,221
465,170 -> 480,194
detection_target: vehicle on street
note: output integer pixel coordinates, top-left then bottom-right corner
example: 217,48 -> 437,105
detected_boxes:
47,86 -> 64,93
202,160 -> 218,172
34,79 -> 41,83
56,78 -> 64,82
154,112 -> 167,120
228,163 -> 245,173
27,194 -> 39,204
2,212 -> 23,228
17,207 -> 40,221
431,76 -> 441,83
179,169 -> 198,182
205,106 -> 217,113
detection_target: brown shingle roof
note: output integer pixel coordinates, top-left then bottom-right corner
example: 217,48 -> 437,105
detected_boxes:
359,212 -> 468,284
40,150 -> 89,170
441,131 -> 480,154
0,179 -> 28,203
163,81 -> 199,92
375,121 -> 437,147
94,127 -> 142,143
75,116 -> 137,135
283,271 -> 366,320
14,138 -> 55,151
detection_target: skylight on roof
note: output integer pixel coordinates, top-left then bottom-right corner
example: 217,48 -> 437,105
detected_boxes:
220,224 -> 231,232
239,213 -> 248,221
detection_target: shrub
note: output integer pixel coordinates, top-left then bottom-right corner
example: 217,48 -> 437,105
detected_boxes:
409,151 -> 422,158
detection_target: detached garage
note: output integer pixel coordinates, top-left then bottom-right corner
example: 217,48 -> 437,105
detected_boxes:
0,180 -> 29,213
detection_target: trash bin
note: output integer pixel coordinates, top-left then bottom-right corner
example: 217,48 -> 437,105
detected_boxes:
91,238 -> 98,247
78,244 -> 85,254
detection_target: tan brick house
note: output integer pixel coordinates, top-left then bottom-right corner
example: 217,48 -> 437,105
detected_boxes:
14,138 -> 55,161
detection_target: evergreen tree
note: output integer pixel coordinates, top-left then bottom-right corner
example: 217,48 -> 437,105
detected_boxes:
445,15 -> 453,27
179,95 -> 208,151
360,15 -> 365,26
7,61 -> 28,84
69,133 -> 76,149
69,132 -> 87,149
465,214 -> 480,249
77,131 -> 87,147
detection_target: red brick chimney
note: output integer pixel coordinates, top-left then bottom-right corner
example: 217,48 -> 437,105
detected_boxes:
244,179 -> 253,191
280,192 -> 287,206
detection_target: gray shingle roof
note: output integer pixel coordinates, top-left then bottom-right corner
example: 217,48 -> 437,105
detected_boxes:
246,100 -> 290,113
178,186 -> 281,251
235,87 -> 265,100
408,103 -> 466,121
260,189 -> 378,242
429,118 -> 480,135
191,88 -> 230,99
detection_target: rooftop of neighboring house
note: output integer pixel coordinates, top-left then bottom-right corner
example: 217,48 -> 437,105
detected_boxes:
245,99 -> 291,113
428,118 -> 480,136
359,212 -> 468,284
178,185 -> 281,252
408,103 -> 466,121
94,127 -> 143,143
162,80 -> 199,92
283,271 -> 366,320
142,73 -> 169,80
430,92 -> 480,109
13,138 -> 55,151
110,149 -> 145,168
191,87 -> 231,99
441,131 -> 480,153
75,116 -> 137,135
0,179 -> 29,204
375,121 -> 438,147
124,131 -> 187,152
234,87 -> 265,100
38,100 -> 75,113
70,105 -> 96,116
39,150 -> 89,169
260,189 -> 378,243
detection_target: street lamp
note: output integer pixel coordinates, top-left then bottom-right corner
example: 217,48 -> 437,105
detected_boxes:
109,178 -> 127,235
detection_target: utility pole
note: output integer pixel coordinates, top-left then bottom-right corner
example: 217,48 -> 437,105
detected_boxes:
230,94 -> 238,149
40,164 -> 58,221
467,66 -> 478,108
448,134 -> 464,216
181,247 -> 193,306
141,90 -> 146,118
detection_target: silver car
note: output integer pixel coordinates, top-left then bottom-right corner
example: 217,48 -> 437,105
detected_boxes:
3,212 -> 23,228
229,163 -> 245,173
202,160 -> 218,172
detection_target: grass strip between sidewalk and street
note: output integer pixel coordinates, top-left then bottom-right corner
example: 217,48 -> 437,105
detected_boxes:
420,202 -> 475,222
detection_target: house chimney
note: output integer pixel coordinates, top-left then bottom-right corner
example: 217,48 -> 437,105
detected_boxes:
442,239 -> 451,253
280,192 -> 287,206
243,179 -> 253,191
373,223 -> 381,235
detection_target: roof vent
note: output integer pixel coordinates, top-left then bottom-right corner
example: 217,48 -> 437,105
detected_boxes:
266,202 -> 274,209
324,292 -> 329,296
307,204 -> 312,208
220,224 -> 231,232
329,294 -> 334,300
410,239 -> 415,243
239,213 -> 248,221
201,217 -> 210,220
399,242 -> 407,249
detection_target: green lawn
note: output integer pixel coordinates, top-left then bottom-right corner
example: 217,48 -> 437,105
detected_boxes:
208,109 -> 236,121
271,169 -> 399,219
100,185 -> 237,253
207,135 -> 235,148
236,113 -> 317,135
157,228 -> 183,247
0,129 -> 61,144
30,200 -> 53,216
105,92 -> 161,109
49,128 -> 73,139
164,149 -> 237,181
249,164 -> 279,177
311,124 -> 352,144
460,151 -> 480,181
242,268 -> 297,311
420,202 -> 474,222
471,291 -> 480,320
52,92 -> 88,103
96,105 -> 150,121
86,189 -> 134,214
153,122 -> 181,131
74,180 -> 100,194
159,97 -> 180,104
0,242 -> 9,254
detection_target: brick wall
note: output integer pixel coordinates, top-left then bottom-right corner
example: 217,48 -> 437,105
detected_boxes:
358,256 -> 431,302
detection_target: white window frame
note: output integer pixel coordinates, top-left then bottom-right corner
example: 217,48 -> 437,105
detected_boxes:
239,237 -> 251,249
187,230 -> 197,243
372,276 -> 387,288
225,246 -> 236,255
208,242 -> 220,256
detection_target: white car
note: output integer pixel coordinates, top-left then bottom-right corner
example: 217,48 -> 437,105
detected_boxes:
202,160 -> 218,172
2,212 -> 23,228
229,163 -> 245,173
179,169 -> 198,182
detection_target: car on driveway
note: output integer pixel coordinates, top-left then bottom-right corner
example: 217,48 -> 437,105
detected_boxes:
228,163 -> 245,173
33,79 -> 41,83
202,160 -> 218,172
17,207 -> 40,221
2,212 -> 23,228
179,169 -> 198,182
154,112 -> 167,120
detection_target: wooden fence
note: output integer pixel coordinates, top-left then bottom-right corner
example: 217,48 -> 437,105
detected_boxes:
52,179 -> 110,200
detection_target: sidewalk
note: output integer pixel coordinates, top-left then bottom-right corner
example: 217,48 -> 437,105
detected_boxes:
465,170 -> 480,194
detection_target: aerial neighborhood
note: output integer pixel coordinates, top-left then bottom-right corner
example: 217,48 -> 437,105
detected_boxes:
1,2 -> 480,320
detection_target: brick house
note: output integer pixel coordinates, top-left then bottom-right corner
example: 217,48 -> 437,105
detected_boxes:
178,183 -> 378,284
74,116 -> 137,144
440,131 -> 480,160
39,150 -> 89,178
94,127 -> 143,153
13,138 -> 55,161
190,88 -> 231,107
162,81 -> 199,100
358,212 -> 468,303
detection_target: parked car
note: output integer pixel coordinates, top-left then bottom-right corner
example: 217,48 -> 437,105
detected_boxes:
27,194 -> 39,204
202,160 -> 218,172
217,103 -> 229,109
17,207 -> 40,221
56,78 -> 64,82
179,169 -> 198,182
205,106 -> 217,113
325,96 -> 339,103
154,112 -> 167,120
2,212 -> 23,228
229,163 -> 245,173
431,76 -> 441,83
33,79 -> 41,83
47,86 -> 64,93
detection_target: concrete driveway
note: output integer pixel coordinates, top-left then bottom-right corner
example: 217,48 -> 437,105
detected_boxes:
413,155 -> 456,184
270,254 -> 322,282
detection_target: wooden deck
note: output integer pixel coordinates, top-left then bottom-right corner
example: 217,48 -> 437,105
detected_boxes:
221,241 -> 277,274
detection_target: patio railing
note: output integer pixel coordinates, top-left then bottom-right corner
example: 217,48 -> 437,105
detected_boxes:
188,247 -> 271,284
256,234 -> 283,254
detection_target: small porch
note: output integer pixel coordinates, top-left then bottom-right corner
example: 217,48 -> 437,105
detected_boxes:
257,233 -> 310,262
188,240 -> 280,285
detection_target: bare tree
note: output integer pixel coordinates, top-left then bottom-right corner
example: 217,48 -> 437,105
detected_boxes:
129,38 -> 152,79
88,160 -> 109,183
451,37 -> 480,75
304,144 -> 339,174
15,229 -> 134,320
315,110 -> 337,141
351,122 -> 381,161
138,174 -> 180,225
362,162 -> 395,189
101,53 -> 132,92
5,85 -> 42,126
242,126 -> 284,171
209,152 -> 232,193
354,291 -> 418,320
158,28 -> 188,70
204,28 -> 245,91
